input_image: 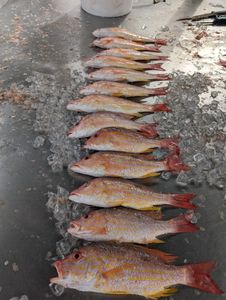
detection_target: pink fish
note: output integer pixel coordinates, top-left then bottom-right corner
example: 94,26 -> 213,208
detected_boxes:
51,243 -> 223,298
70,152 -> 189,178
92,37 -> 161,52
80,81 -> 167,97
93,27 -> 167,45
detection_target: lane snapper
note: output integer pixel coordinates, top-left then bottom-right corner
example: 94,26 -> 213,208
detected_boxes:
93,27 -> 167,45
87,68 -> 170,83
67,95 -> 170,116
98,48 -> 168,61
68,208 -> 198,244
85,56 -> 164,71
85,128 -> 178,153
70,152 -> 189,179
67,112 -> 158,139
92,37 -> 161,52
80,81 -> 167,97
51,243 -> 223,298
69,178 -> 196,210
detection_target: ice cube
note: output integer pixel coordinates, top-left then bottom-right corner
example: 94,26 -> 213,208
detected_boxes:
161,172 -> 171,181
176,171 -> 188,187
49,283 -> 65,297
32,136 -> 45,149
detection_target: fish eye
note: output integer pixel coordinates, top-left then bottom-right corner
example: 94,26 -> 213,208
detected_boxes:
84,214 -> 89,219
74,253 -> 80,259
84,156 -> 89,160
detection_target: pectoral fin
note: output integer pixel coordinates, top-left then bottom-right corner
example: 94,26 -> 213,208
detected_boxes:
102,263 -> 134,280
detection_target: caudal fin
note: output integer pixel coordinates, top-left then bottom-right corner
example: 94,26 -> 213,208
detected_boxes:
185,262 -> 223,295
147,87 -> 168,96
170,214 -> 199,233
170,193 -> 196,209
160,137 -> 180,155
154,39 -> 168,46
166,155 -> 190,172
147,46 -> 161,52
139,123 -> 159,137
150,104 -> 171,113
147,63 -> 165,71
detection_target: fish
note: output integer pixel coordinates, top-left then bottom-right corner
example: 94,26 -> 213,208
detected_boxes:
85,56 -> 164,71
67,112 -> 158,139
92,37 -> 161,52
85,128 -> 178,153
98,48 -> 168,61
70,152 -> 189,178
51,243 -> 223,298
68,208 -> 198,244
219,59 -> 226,67
67,95 -> 170,116
69,178 -> 196,210
87,68 -> 170,82
93,27 -> 167,45
80,81 -> 167,97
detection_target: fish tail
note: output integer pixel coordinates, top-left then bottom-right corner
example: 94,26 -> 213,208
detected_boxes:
156,55 -> 169,61
139,123 -> 159,137
148,63 -> 165,71
155,39 -> 168,46
184,262 -> 223,295
160,137 -> 180,154
150,104 -> 171,113
150,74 -> 171,81
170,214 -> 199,233
165,155 -> 190,172
170,193 -> 197,209
148,87 -> 167,96
147,46 -> 161,52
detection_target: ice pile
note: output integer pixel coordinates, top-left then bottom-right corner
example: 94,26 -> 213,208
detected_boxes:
26,62 -> 86,172
46,186 -> 91,257
155,73 -> 226,191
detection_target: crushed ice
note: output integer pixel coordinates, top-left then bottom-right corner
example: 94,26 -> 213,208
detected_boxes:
155,73 -> 226,192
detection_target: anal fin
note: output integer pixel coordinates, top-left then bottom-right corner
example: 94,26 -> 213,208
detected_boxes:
145,287 -> 178,299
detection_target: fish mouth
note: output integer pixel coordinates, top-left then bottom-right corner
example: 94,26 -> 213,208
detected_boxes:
66,102 -> 76,110
68,221 -> 81,234
66,128 -> 75,137
70,163 -> 82,172
53,260 -> 64,278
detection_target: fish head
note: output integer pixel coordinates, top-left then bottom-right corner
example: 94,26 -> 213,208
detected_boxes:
93,29 -> 100,37
80,85 -> 97,96
51,248 -> 99,289
85,130 -> 107,148
67,118 -> 85,138
70,154 -> 99,174
69,178 -> 106,204
66,99 -> 82,111
68,210 -> 107,238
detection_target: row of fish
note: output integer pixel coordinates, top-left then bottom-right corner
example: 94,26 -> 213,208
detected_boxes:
51,27 -> 222,298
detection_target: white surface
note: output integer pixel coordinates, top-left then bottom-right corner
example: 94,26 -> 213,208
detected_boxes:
81,0 -> 133,17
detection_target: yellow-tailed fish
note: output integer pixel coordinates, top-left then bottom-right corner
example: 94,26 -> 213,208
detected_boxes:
92,37 -> 161,52
69,177 -> 196,210
85,56 -> 164,71
70,152 -> 189,178
85,128 -> 179,153
68,208 -> 198,244
93,27 -> 167,45
87,68 -> 170,82
67,112 -> 158,138
98,48 -> 168,61
67,95 -> 170,116
51,243 -> 223,298
80,81 -> 167,97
